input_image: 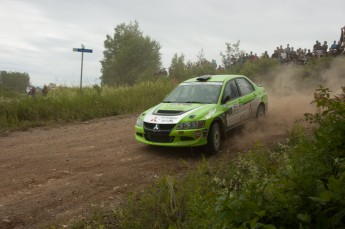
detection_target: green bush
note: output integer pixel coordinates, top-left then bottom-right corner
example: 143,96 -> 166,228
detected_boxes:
213,87 -> 345,228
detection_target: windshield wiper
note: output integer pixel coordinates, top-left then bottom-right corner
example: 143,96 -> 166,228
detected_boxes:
184,101 -> 202,103
162,101 -> 204,104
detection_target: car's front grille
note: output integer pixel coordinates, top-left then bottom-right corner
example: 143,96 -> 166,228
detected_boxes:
143,122 -> 176,143
144,123 -> 176,131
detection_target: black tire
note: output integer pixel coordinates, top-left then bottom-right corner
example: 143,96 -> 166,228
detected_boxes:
256,104 -> 265,118
206,122 -> 221,154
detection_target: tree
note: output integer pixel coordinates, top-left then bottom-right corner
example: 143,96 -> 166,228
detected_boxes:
0,71 -> 30,93
168,50 -> 217,83
100,21 -> 162,86
193,49 -> 217,76
169,53 -> 187,82
220,40 -> 245,68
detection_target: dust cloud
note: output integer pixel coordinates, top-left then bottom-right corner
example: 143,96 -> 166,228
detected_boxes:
228,57 -> 345,149
319,57 -> 345,95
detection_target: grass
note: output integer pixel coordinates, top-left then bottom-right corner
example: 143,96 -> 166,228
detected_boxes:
0,78 -> 175,132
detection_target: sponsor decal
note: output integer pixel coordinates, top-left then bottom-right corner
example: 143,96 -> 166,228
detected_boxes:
160,116 -> 178,123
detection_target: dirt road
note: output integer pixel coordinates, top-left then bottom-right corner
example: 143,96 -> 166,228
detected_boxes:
0,111 -> 295,229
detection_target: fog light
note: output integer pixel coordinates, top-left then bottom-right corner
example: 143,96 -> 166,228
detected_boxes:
195,130 -> 203,139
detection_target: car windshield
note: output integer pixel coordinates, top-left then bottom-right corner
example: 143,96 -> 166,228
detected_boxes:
162,82 -> 223,104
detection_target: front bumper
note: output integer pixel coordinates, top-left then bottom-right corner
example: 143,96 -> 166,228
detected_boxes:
135,125 -> 208,147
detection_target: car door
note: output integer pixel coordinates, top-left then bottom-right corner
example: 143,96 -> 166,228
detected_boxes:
221,79 -> 241,128
235,77 -> 256,122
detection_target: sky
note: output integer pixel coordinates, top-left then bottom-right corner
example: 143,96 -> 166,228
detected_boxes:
0,0 -> 344,87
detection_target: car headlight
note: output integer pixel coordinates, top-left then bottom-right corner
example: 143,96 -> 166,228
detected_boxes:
176,120 -> 206,130
136,118 -> 144,127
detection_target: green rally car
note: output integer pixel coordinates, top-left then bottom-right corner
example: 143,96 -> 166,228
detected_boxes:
135,74 -> 268,153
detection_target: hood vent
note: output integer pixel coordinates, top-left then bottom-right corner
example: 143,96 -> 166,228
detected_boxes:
155,110 -> 184,115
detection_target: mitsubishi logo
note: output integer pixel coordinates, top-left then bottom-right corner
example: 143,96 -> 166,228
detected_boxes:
153,124 -> 159,130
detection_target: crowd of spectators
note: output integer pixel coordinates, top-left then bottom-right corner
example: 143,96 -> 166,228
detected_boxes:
222,26 -> 345,68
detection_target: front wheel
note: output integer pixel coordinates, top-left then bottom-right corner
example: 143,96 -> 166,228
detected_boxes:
206,122 -> 221,154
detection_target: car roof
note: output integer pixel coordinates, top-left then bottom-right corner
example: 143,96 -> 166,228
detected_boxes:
184,74 -> 247,83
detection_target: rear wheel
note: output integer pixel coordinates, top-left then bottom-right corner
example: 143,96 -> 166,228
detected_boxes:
206,122 -> 221,154
256,104 -> 265,118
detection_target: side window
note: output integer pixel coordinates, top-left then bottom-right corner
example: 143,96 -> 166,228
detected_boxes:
228,80 -> 240,100
235,78 -> 254,96
222,80 -> 239,103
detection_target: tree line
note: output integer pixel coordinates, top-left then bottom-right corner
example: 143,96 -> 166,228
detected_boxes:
0,71 -> 30,93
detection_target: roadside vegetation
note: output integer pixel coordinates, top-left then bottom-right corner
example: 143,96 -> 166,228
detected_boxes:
0,79 -> 174,132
